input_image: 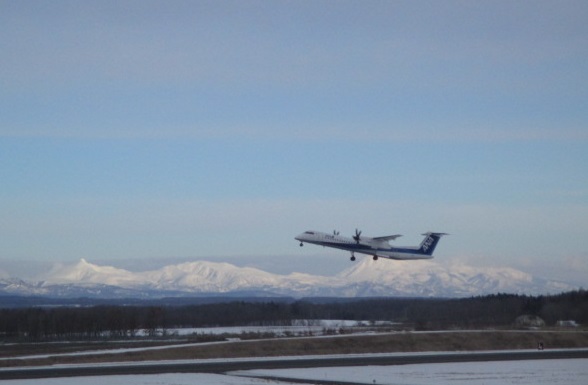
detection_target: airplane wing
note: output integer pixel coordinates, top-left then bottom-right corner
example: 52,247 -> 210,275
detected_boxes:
372,234 -> 402,242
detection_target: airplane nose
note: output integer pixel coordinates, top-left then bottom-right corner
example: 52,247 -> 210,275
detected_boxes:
295,232 -> 308,241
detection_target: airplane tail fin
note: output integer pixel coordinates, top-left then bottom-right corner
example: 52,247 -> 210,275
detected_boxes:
417,232 -> 448,255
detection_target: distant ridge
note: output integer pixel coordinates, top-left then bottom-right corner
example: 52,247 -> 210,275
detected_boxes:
0,258 -> 577,299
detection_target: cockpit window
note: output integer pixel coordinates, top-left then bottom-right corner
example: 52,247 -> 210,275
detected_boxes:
305,231 -> 315,235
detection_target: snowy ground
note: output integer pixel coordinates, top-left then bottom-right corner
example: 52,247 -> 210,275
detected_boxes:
237,358 -> 588,385
1,359 -> 586,384
0,373 -> 279,385
143,319 -> 383,337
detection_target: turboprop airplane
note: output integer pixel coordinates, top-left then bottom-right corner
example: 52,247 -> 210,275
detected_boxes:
295,229 -> 447,261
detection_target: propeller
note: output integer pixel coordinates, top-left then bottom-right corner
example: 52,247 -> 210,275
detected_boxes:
333,230 -> 340,236
353,228 -> 362,243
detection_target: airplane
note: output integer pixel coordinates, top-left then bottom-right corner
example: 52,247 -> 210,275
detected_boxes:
295,229 -> 447,261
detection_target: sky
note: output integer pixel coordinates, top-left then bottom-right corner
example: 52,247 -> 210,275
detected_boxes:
1,0 -> 587,283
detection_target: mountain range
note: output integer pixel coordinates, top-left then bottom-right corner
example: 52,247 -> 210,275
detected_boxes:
0,258 -> 578,299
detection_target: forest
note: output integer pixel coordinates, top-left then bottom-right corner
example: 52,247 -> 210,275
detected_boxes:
0,290 -> 586,341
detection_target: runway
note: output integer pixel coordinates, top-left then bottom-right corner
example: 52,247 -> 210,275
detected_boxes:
1,348 -> 587,380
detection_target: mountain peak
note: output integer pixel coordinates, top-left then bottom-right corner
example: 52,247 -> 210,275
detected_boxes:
43,259 -> 141,287
146,260 -> 281,292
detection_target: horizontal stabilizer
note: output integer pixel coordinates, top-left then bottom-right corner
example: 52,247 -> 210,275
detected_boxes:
372,234 -> 402,241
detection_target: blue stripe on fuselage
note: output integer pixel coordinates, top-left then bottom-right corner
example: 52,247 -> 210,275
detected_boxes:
315,240 -> 422,256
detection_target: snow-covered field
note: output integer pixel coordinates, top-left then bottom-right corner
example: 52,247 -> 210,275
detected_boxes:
237,358 -> 588,384
156,319 -> 374,337
2,359 -> 586,384
0,373 -> 273,385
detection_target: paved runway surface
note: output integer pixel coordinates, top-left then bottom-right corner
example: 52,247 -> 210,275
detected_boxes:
1,349 -> 587,380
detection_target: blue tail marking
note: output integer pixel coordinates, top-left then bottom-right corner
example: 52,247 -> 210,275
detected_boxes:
417,232 -> 447,255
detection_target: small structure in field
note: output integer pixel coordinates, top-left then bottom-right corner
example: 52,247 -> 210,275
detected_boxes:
556,320 -> 579,328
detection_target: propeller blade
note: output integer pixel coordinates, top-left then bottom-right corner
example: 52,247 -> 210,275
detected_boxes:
353,228 -> 362,243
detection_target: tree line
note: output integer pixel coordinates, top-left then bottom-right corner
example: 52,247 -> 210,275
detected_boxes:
0,290 -> 586,341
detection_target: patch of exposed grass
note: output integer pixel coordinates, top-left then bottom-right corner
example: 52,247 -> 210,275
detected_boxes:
2,331 -> 588,368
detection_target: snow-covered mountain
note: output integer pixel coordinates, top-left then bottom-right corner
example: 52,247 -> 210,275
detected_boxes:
0,258 -> 577,298
334,259 -> 572,297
